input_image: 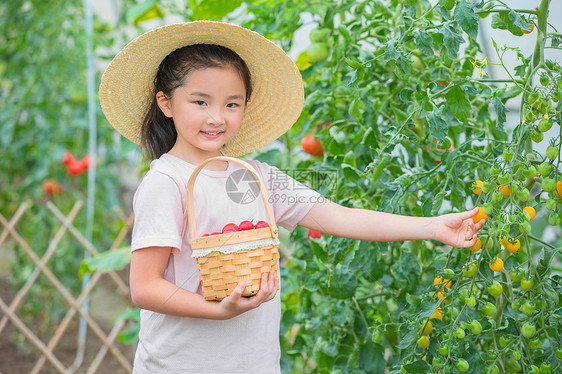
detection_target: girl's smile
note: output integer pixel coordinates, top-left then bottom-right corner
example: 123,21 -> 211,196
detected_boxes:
156,65 -> 246,165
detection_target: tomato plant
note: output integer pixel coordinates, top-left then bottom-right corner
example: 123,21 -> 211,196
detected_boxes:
8,0 -> 558,372
241,0 -> 562,372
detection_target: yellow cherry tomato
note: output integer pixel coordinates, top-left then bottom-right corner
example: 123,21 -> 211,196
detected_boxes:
489,257 -> 504,272
505,238 -> 521,253
437,291 -> 450,304
431,307 -> 443,321
419,321 -> 433,336
472,180 -> 483,195
469,238 -> 482,252
472,207 -> 488,224
417,335 -> 430,349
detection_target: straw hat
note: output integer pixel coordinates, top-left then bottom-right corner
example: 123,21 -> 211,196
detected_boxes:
99,21 -> 304,157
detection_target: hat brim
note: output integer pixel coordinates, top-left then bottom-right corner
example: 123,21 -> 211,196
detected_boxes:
99,21 -> 304,157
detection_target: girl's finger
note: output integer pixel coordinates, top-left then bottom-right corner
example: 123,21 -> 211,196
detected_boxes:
457,207 -> 479,220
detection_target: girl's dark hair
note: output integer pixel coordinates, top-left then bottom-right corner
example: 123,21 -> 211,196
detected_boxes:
141,44 -> 252,159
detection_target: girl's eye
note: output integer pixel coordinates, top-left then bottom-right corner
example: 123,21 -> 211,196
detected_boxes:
195,100 -> 207,106
226,103 -> 239,108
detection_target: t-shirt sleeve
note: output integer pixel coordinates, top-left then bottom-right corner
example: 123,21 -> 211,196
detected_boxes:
253,161 -> 321,232
131,170 -> 185,252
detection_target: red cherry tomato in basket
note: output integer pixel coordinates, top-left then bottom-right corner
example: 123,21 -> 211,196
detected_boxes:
255,221 -> 269,229
222,223 -> 239,233
238,220 -> 254,231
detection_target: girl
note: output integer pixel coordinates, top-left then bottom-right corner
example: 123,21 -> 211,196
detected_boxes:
99,21 -> 484,373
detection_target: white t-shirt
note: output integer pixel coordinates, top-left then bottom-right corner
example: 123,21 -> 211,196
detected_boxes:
131,153 -> 320,374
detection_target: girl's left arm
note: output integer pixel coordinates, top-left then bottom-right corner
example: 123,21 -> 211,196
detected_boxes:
299,199 -> 485,248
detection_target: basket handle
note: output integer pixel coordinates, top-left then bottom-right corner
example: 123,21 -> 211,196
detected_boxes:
185,156 -> 278,243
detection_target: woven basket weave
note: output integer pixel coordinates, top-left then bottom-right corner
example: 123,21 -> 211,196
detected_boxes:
186,156 -> 279,300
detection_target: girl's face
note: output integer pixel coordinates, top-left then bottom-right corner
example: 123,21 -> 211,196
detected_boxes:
157,65 -> 246,164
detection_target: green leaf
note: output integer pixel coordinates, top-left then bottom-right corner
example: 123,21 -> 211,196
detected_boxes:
79,247 -> 131,279
491,96 -> 508,129
439,0 -> 455,11
125,0 -> 161,24
508,10 -> 528,30
415,31 -> 434,56
427,111 -> 448,142
440,24 -> 465,59
359,341 -> 385,373
384,42 -> 401,62
328,264 -> 357,299
445,86 -> 471,121
188,0 -> 243,21
403,359 -> 432,373
491,12 -> 524,36
454,0 -> 478,40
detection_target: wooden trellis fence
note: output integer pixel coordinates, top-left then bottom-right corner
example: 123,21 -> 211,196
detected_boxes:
0,201 -> 135,374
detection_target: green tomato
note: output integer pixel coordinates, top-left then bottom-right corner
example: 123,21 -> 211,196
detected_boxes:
469,320 -> 482,335
529,365 -> 540,374
505,358 -> 522,373
531,128 -> 544,143
432,356 -> 443,366
438,343 -> 449,356
512,349 -> 522,361
456,358 -> 469,372
455,327 -> 466,339
483,202 -> 494,215
442,268 -> 455,277
487,349 -> 498,361
521,278 -> 534,292
309,28 -> 330,43
510,268 -> 524,282
528,92 -> 541,105
539,362 -> 553,374
503,148 -> 514,162
519,221 -> 532,235
521,321 -> 536,338
463,263 -> 477,278
482,180 -> 493,193
522,164 -> 537,178
490,164 -> 502,176
546,198 -> 557,211
548,212 -> 561,225
540,73 -> 549,86
538,118 -> 553,132
512,299 -> 521,311
488,365 -> 500,374
542,177 -> 556,192
556,347 -> 562,359
465,295 -> 476,308
487,281 -> 503,297
307,43 -> 330,62
538,161 -> 554,176
498,172 -> 511,184
528,337 -> 541,349
546,145 -> 559,161
521,300 -> 536,316
500,335 -> 512,348
492,189 -> 504,202
552,89 -> 562,102
517,187 -> 530,202
482,302 -> 497,317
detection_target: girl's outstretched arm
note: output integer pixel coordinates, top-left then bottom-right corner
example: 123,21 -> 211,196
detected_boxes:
299,200 -> 484,248
130,246 -> 279,320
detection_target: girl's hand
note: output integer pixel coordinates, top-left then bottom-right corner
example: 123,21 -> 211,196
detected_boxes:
431,207 -> 485,248
217,271 -> 279,319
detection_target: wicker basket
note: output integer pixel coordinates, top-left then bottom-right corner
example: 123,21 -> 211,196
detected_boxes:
186,156 -> 279,300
